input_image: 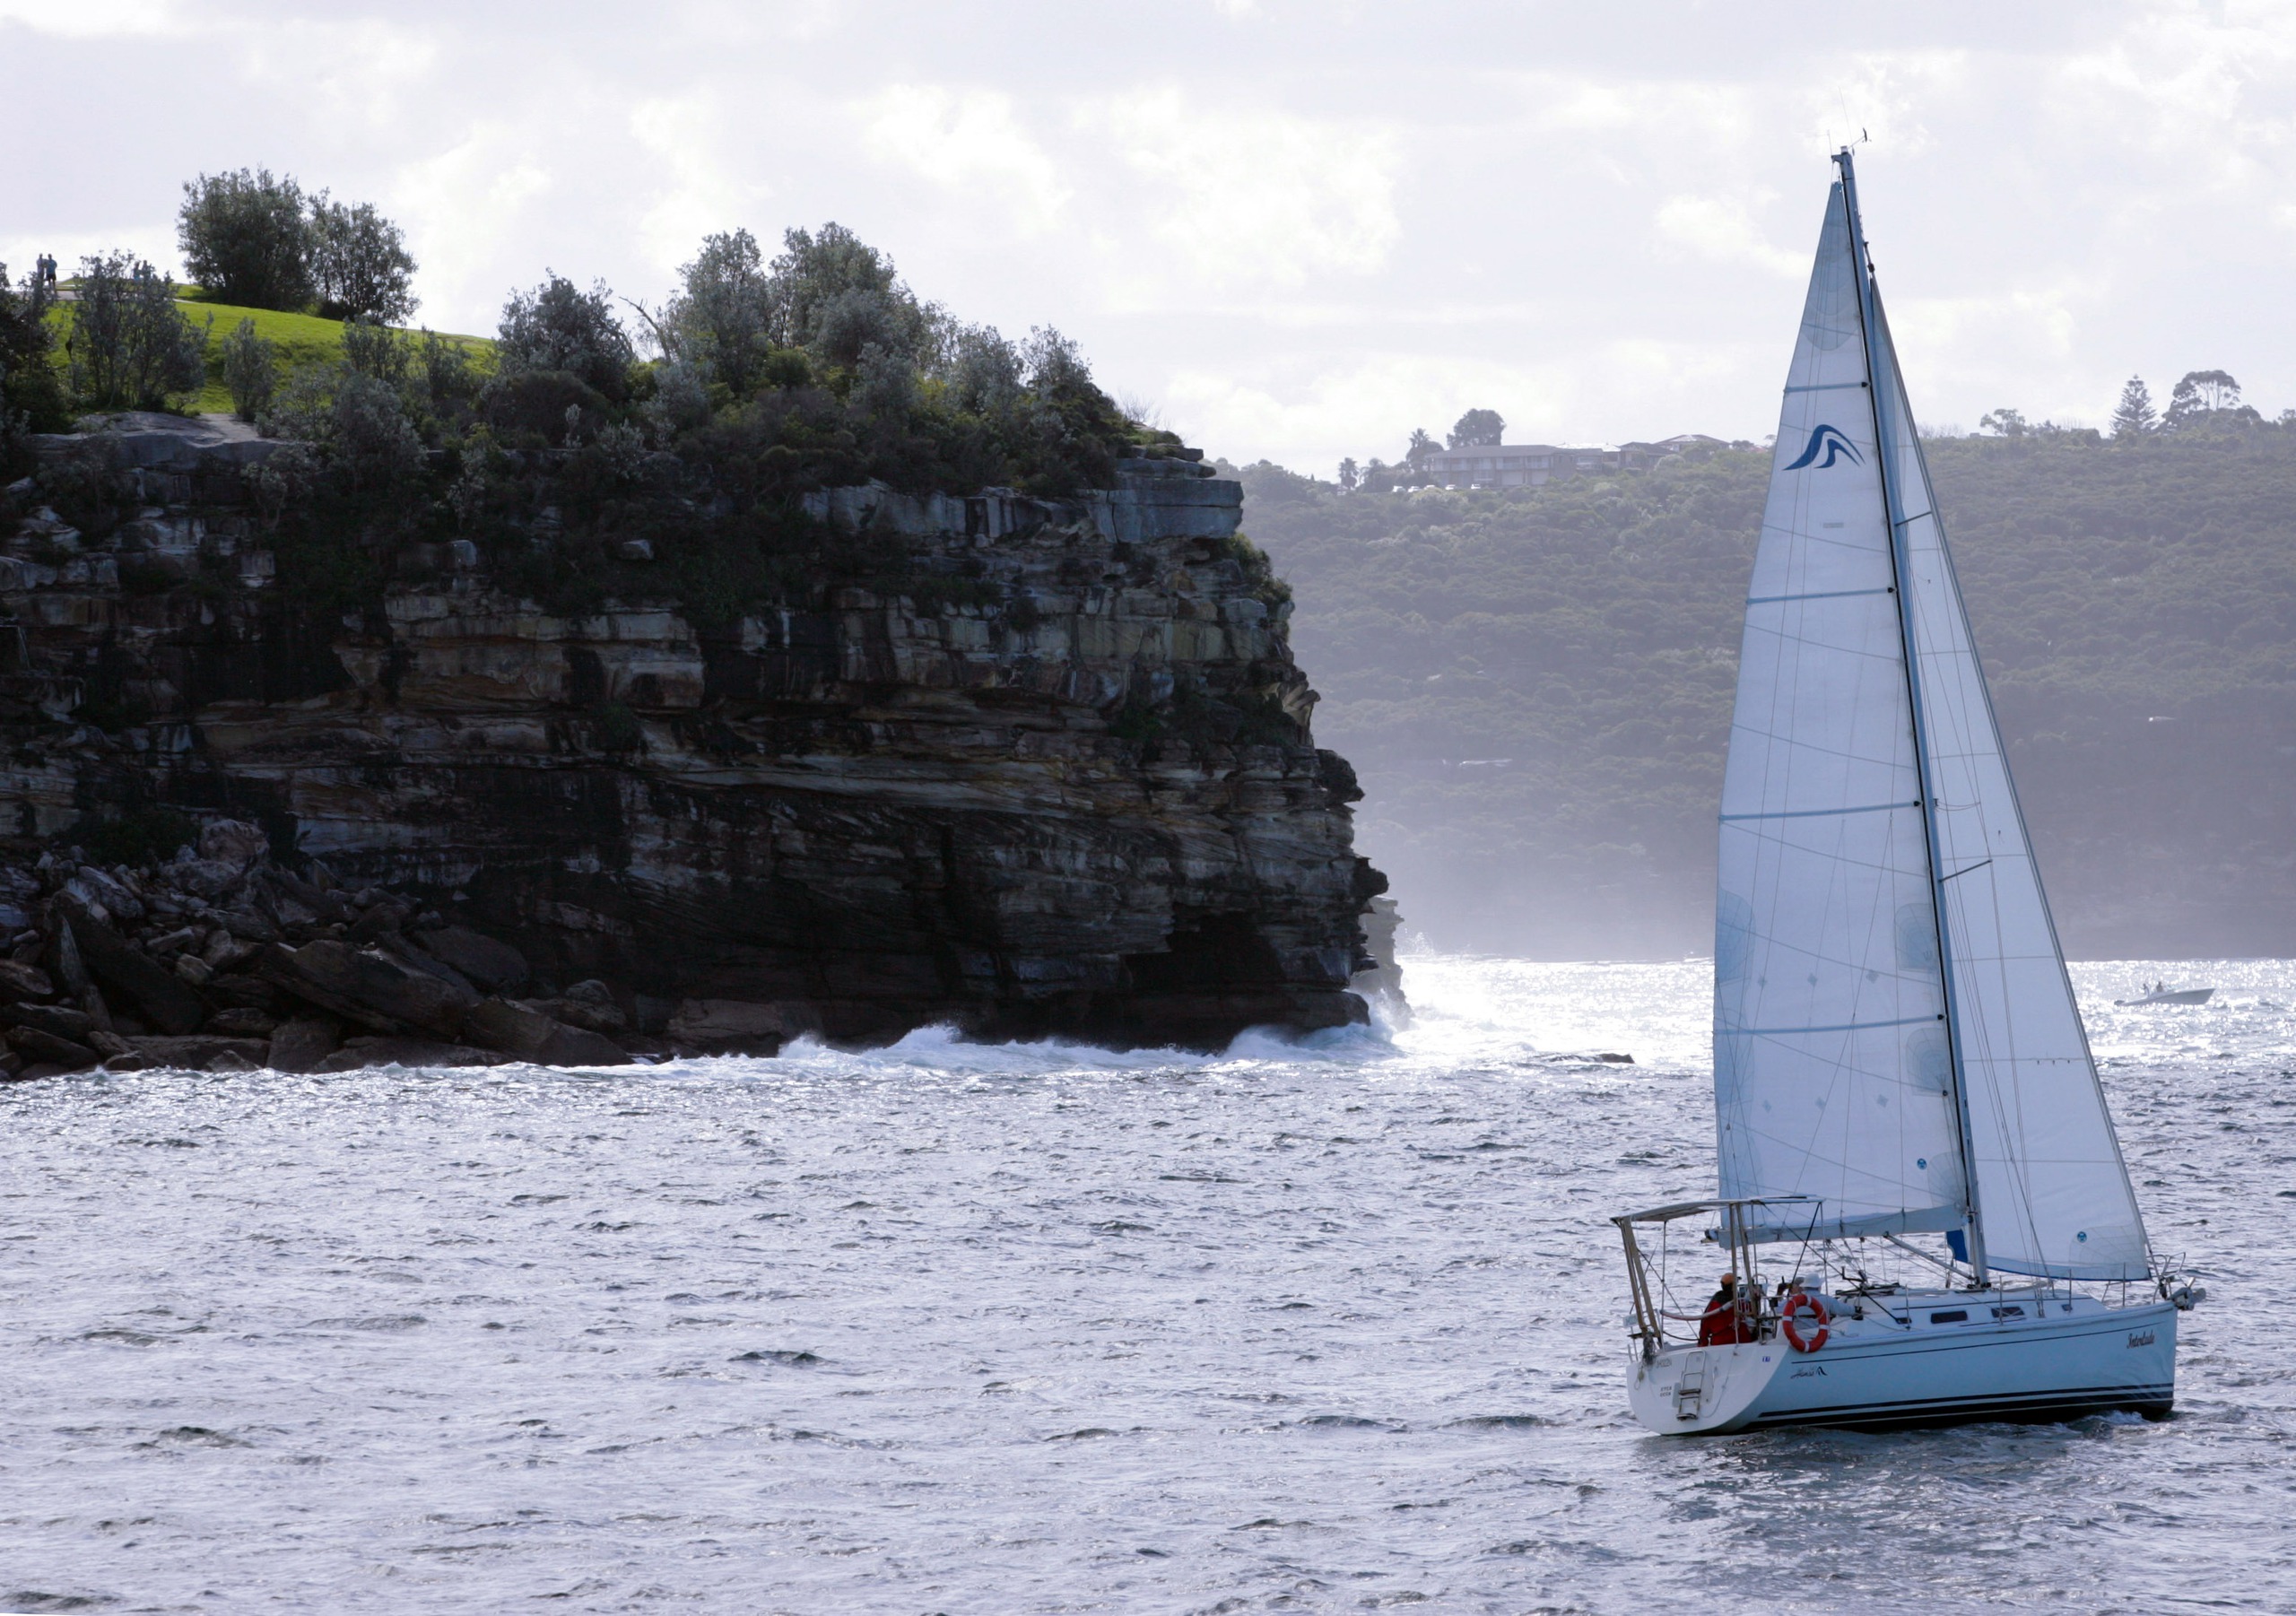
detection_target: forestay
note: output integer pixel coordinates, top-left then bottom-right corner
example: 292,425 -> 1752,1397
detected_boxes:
1712,163 -> 2151,1282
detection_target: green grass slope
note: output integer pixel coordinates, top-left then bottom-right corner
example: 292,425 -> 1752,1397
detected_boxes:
45,291 -> 491,416
176,298 -> 364,413
1242,428 -> 2296,960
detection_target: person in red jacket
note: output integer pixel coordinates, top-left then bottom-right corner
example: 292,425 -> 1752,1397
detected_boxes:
1698,1272 -> 1750,1345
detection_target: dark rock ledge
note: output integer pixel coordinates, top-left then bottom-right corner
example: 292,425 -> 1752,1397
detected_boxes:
0,820 -> 640,1078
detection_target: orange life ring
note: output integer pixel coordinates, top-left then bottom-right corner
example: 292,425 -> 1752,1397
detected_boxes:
1781,1290 -> 1831,1353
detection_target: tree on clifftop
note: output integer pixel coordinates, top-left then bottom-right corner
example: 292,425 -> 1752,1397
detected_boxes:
772,222 -> 935,371
1448,408 -> 1504,448
2109,376 -> 2157,439
2163,369 -> 2257,430
309,195 -> 418,323
661,229 -> 777,394
178,169 -> 314,311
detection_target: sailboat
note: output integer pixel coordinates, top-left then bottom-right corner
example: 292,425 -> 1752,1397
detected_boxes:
1613,151 -> 2201,1435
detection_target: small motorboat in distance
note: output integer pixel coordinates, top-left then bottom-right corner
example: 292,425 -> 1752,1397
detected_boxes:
2115,982 -> 2215,1007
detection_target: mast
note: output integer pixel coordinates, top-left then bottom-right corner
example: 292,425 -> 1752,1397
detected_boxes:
1834,147 -> 1989,1283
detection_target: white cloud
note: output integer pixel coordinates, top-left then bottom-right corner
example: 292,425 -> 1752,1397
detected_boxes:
859,84 -> 1069,235
0,0 -> 174,36
235,17 -> 442,135
389,125 -> 553,334
631,92 -> 772,274
1654,195 -> 1803,277
1090,88 -> 1400,290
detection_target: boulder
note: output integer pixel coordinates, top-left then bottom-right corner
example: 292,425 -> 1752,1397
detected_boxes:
389,939 -> 478,997
66,867 -> 144,924
126,1035 -> 270,1070
544,979 -> 631,1034
203,973 -> 281,1012
312,1037 -> 510,1073
258,939 -> 478,1038
7,1026 -> 99,1069
198,819 -> 269,872
344,904 -> 408,945
65,911 -> 207,1034
266,1016 -> 340,1073
667,998 -> 815,1054
416,926 -> 530,994
48,921 -> 90,995
165,857 -> 245,900
218,908 -> 283,944
462,996 -> 632,1066
0,961 -> 54,1003
5,1003 -> 93,1040
204,1007 -> 277,1038
203,931 -> 261,970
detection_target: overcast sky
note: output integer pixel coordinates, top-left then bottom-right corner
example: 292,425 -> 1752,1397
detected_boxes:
6,1 -> 2295,474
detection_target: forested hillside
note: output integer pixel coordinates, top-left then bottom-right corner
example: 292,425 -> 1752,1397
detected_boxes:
1241,427 -> 2296,960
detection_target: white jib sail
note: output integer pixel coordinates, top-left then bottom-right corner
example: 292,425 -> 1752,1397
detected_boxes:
1867,309 -> 2152,1282
1713,180 -> 1968,1243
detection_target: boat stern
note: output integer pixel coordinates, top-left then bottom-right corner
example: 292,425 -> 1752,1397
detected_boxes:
1627,1339 -> 1787,1434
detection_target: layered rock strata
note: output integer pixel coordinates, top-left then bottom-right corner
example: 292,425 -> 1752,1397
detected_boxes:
0,420 -> 1382,1066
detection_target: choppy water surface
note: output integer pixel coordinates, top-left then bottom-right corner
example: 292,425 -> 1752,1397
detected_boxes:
3,956 -> 2291,1613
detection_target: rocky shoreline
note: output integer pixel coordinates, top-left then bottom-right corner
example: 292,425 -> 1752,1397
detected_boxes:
3,817 -> 644,1078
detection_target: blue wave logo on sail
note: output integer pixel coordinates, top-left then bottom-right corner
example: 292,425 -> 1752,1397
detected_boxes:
1784,423 -> 1863,471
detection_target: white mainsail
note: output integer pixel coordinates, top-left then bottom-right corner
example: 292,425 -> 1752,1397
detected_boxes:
1714,157 -> 2149,1280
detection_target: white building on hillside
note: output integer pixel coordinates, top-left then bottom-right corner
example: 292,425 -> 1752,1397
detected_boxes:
1411,433 -> 1741,489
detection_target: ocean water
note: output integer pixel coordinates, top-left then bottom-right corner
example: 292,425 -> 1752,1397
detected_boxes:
1,955 -> 2289,1614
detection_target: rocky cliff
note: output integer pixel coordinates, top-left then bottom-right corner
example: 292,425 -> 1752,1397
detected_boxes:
0,416 -> 1382,1064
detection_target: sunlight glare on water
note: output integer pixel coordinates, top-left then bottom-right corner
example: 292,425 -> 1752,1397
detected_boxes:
0,956 -> 2287,1613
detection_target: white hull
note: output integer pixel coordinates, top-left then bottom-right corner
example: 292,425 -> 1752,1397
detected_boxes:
1629,1294 -> 2177,1435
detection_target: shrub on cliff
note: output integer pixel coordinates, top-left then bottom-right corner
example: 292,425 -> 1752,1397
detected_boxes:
255,349 -> 428,583
483,369 -> 612,447
221,317 -> 278,421
1,265 -> 72,472
1008,326 -> 1126,495
340,317 -> 411,387
771,222 -> 937,371
496,276 -> 635,403
66,253 -> 211,412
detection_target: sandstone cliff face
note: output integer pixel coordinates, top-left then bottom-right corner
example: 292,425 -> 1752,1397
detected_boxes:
0,421 -> 1382,1053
